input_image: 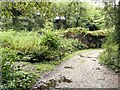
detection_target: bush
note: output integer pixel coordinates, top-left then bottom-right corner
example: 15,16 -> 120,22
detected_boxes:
0,30 -> 41,54
70,39 -> 86,50
44,21 -> 54,30
0,29 -> 86,62
41,30 -> 60,50
59,39 -> 86,55
0,30 -> 62,62
99,45 -> 120,72
0,48 -> 36,90
99,30 -> 120,72
0,30 -> 43,61
0,29 -> 87,89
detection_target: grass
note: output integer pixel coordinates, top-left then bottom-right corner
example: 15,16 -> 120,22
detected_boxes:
34,63 -> 55,73
13,62 -> 55,76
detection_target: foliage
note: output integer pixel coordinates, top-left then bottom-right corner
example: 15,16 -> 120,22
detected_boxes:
0,2 -> 105,30
60,39 -> 86,54
0,29 -> 86,90
103,1 -> 116,28
0,2 -> 108,89
64,2 -> 87,28
100,1 -> 120,72
52,2 -> 105,29
70,39 -> 86,50
0,30 -> 41,54
84,29 -> 108,36
100,30 -> 120,72
63,27 -> 107,48
0,29 -> 86,62
0,48 -> 36,90
0,2 -> 52,30
41,30 -> 60,50
84,5 -> 106,30
100,46 -> 119,72
44,21 -> 54,30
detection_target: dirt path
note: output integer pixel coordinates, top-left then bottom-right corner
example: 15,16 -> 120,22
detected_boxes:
32,49 -> 118,89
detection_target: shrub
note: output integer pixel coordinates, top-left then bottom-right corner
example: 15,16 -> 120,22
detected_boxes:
0,30 -> 41,54
70,39 -> 86,50
59,39 -> 86,56
0,30 -> 43,61
99,30 -> 120,72
0,29 -> 86,62
44,21 -> 54,30
0,30 -> 15,47
0,30 -> 62,62
99,45 -> 120,72
59,39 -> 74,54
0,48 -> 36,90
39,30 -> 61,60
41,30 -> 60,50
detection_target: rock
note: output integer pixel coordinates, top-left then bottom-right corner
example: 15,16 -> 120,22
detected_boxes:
98,77 -> 105,80
96,67 -> 100,70
79,54 -> 85,57
60,76 -> 72,83
93,59 -> 96,61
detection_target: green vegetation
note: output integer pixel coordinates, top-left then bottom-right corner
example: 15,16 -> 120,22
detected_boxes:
0,2 -> 105,30
63,27 -> 107,48
0,1 -> 111,90
99,1 -> 120,73
0,29 -> 87,90
1,48 -> 36,90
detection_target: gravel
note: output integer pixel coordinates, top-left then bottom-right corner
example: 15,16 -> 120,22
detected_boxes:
32,49 -> 118,89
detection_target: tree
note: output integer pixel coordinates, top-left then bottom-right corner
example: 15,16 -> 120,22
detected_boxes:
64,2 -> 87,28
100,0 -> 120,72
0,2 -> 52,30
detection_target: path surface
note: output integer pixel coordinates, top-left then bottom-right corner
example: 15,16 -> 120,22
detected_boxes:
32,49 -> 118,89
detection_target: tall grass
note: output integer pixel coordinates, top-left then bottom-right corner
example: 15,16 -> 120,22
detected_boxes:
0,30 -> 41,54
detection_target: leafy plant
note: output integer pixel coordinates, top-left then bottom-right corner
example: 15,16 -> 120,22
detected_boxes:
1,48 -> 36,90
41,30 -> 60,50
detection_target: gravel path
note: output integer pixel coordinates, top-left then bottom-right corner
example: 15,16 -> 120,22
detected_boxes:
32,49 -> 118,89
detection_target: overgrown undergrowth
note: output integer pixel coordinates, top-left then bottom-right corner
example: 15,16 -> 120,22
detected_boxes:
0,29 -> 87,90
99,30 -> 120,73
0,28 -> 107,90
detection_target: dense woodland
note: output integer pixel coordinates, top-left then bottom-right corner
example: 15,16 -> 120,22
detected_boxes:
0,1 -> 120,90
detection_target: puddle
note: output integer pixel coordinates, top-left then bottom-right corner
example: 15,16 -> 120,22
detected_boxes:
33,76 -> 72,90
